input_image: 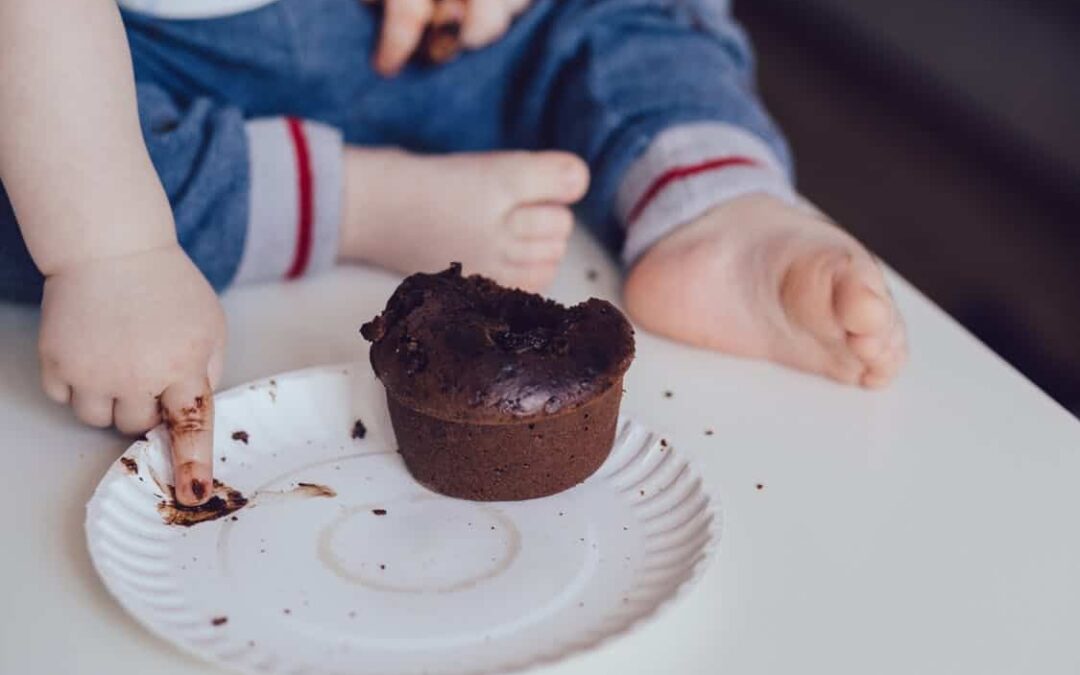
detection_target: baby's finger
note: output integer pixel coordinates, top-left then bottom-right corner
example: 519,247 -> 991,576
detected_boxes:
425,0 -> 467,63
161,377 -> 214,507
40,365 -> 71,405
375,0 -> 434,76
72,389 -> 114,428
462,0 -> 512,48
114,395 -> 161,436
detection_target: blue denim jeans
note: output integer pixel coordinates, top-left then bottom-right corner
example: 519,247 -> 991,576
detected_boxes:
0,0 -> 789,303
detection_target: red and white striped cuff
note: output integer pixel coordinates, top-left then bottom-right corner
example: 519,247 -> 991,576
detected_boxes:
617,122 -> 797,265
233,117 -> 343,285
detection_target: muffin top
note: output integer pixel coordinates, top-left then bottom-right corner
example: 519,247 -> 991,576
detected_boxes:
361,263 -> 635,424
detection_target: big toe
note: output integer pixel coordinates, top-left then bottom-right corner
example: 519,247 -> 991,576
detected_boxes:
835,269 -> 892,338
834,264 -> 907,387
495,151 -> 590,206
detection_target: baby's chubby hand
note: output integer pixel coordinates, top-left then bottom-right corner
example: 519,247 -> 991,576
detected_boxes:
364,0 -> 533,76
38,245 -> 226,506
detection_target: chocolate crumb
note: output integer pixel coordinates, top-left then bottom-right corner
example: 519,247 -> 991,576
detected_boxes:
639,489 -> 645,496
231,431 -> 249,444
660,438 -> 668,447
283,608 -> 291,615
663,390 -> 673,398
230,516 -> 239,522
352,419 -> 367,440
586,269 -> 598,281
295,482 -> 337,498
379,564 -> 386,570
372,508 -> 387,516
705,429 -> 714,436
119,457 -> 138,474
211,616 -> 228,626
756,483 -> 764,491
348,611 -> 357,619
248,640 -> 255,647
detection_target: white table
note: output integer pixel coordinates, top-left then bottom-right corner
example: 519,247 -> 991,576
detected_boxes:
2,230 -> 1078,674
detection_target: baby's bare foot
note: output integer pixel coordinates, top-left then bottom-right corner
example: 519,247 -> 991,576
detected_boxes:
339,148 -> 589,291
624,194 -> 907,387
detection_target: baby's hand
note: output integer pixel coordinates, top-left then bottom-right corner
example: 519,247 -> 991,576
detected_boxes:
365,0 -> 533,76
39,245 -> 226,505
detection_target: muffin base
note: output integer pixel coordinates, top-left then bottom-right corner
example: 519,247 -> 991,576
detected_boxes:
386,380 -> 624,501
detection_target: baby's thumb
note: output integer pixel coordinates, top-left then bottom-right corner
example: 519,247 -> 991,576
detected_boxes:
161,376 -> 215,507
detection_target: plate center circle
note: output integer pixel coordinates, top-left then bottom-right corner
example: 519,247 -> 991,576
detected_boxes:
316,496 -> 521,594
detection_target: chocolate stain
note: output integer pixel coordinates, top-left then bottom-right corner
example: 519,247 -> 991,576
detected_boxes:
158,480 -> 248,527
162,394 -> 210,435
231,431 -> 249,444
294,482 -> 337,499
119,457 -> 138,474
586,269 -> 598,281
158,480 -> 337,527
191,479 -> 207,501
351,419 -> 367,440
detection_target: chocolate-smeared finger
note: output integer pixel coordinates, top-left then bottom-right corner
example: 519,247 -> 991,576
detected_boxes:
374,0 -> 434,75
161,377 -> 215,507
424,0 -> 466,64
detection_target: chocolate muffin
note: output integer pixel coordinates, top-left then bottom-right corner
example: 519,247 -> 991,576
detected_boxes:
361,263 -> 635,501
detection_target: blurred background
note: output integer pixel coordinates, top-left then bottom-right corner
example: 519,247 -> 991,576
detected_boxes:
734,0 -> 1079,417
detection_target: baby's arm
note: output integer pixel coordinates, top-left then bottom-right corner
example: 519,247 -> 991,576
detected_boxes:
0,0 -> 224,505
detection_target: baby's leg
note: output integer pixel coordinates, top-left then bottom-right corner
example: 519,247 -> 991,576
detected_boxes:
510,0 -> 905,386
120,1 -> 588,292
337,148 -> 588,291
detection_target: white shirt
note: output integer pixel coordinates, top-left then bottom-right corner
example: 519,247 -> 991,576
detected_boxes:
118,0 -> 277,19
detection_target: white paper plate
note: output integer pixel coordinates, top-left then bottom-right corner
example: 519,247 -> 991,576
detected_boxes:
86,364 -> 718,675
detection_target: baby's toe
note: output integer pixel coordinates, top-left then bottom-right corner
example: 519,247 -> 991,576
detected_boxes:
834,266 -> 893,338
507,205 -> 574,240
495,151 -> 589,205
859,319 -> 908,389
503,236 -> 569,266
847,331 -> 888,362
502,260 -> 561,293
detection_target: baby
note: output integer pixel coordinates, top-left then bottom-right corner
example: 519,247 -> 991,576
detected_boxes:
0,0 -> 906,505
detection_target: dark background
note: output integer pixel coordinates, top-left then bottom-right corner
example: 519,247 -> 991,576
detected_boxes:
735,0 -> 1080,417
